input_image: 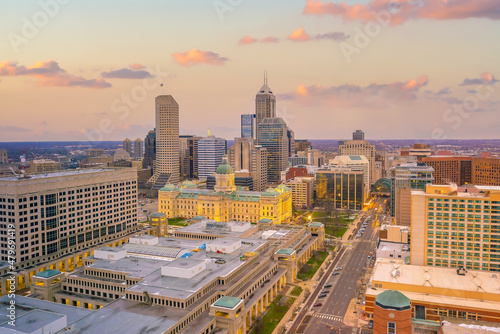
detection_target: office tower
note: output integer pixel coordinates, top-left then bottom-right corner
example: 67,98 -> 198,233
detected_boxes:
285,177 -> 315,209
241,114 -> 256,140
399,143 -> 433,162
287,128 -> 295,157
0,169 -> 140,292
134,138 -> 143,159
179,135 -> 200,180
330,155 -> 370,197
149,95 -> 180,188
258,118 -> 288,184
339,139 -> 376,185
0,149 -> 7,163
143,129 -> 156,170
352,129 -> 365,140
471,158 -> 500,185
29,159 -> 61,174
255,74 -> 276,139
228,137 -> 267,191
375,150 -> 389,178
422,156 -> 472,185
123,138 -> 132,155
316,168 -> 365,210
389,162 -> 434,226
294,140 -> 311,153
198,135 -> 226,179
410,184 -> 500,271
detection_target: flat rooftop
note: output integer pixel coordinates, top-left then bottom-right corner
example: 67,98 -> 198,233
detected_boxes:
127,238 -> 267,300
80,256 -> 172,279
0,295 -> 93,327
371,260 -> 500,294
0,168 -> 129,181
175,220 -> 253,238
59,299 -> 179,334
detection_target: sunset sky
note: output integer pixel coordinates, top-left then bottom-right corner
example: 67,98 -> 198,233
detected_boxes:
1,0 -> 499,142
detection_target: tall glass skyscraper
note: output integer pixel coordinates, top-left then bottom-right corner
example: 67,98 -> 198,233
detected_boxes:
258,118 -> 288,184
255,75 -> 276,139
241,114 -> 256,139
198,135 -> 226,179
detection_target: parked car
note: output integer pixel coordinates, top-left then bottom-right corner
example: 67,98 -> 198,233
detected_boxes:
332,272 -> 340,276
324,284 -> 332,288
314,303 -> 322,307
321,290 -> 330,294
318,294 -> 327,298
335,267 -> 342,271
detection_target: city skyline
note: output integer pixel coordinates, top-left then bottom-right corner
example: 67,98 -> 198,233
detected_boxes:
1,0 -> 499,142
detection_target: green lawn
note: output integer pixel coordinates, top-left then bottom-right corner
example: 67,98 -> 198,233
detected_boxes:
249,295 -> 295,334
168,217 -> 189,226
334,227 -> 348,237
297,251 -> 329,281
289,286 -> 303,297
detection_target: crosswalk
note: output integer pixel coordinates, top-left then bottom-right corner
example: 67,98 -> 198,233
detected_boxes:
313,313 -> 343,322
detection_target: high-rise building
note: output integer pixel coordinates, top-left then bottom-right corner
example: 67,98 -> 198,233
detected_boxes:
255,75 -> 276,139
339,139 -> 376,185
179,135 -> 200,180
228,137 -> 267,191
198,135 -> 226,179
422,156 -> 472,185
410,184 -> 500,271
352,129 -> 365,140
149,95 -> 180,188
285,177 -> 315,209
316,168 -> 365,210
389,162 -> 434,224
422,156 -> 500,186
330,155 -> 370,197
134,138 -> 143,159
287,128 -> 295,157
0,149 -> 7,163
241,114 -> 256,140
294,140 -> 311,153
123,138 -> 132,155
143,129 -> 156,170
0,169 -> 141,292
258,118 -> 288,184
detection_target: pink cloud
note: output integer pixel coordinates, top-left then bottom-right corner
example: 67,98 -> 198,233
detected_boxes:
239,36 -> 258,45
278,75 -> 429,106
460,72 -> 498,86
129,63 -> 146,70
303,0 -> 500,25
172,49 -> 228,67
287,28 -> 349,42
261,36 -> 280,43
0,61 -> 111,88
288,28 -> 310,41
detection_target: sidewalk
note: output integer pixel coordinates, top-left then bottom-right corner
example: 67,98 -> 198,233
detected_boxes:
278,250 -> 338,334
343,298 -> 369,328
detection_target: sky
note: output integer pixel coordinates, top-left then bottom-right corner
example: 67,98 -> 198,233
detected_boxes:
0,0 -> 499,142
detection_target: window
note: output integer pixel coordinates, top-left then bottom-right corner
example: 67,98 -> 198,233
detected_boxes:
388,322 -> 396,334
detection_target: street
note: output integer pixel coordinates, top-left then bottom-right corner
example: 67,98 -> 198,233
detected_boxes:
288,197 -> 388,334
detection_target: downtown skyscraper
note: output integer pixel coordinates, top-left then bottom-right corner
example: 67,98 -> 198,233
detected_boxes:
255,74 -> 276,140
149,95 -> 180,188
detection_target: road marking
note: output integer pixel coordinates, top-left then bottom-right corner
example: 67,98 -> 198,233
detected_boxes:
313,313 -> 343,322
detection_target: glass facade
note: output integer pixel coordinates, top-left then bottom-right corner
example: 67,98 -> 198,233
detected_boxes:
316,170 -> 364,210
241,114 -> 256,139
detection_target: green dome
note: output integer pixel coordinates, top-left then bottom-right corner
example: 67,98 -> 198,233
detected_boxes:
216,162 -> 234,175
375,290 -> 411,310
160,184 -> 178,192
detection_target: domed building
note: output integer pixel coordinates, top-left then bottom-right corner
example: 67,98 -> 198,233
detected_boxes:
159,157 -> 292,224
